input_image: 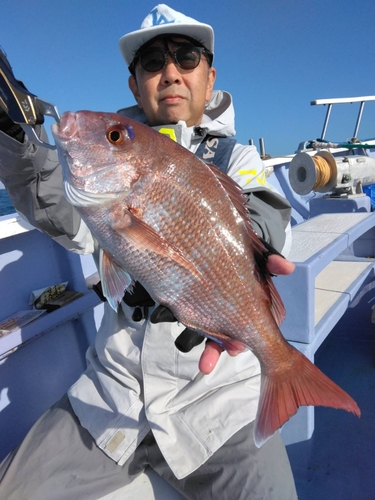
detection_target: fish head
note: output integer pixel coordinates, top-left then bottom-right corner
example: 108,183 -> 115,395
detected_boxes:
51,111 -> 148,207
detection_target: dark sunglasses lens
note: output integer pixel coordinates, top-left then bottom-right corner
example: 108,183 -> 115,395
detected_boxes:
140,48 -> 165,72
176,46 -> 201,69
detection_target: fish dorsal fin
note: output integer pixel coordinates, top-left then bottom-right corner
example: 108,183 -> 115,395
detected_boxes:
99,249 -> 133,310
114,208 -> 203,282
205,162 -> 285,326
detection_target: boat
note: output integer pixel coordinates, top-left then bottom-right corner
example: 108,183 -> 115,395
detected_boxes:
1,96 -> 374,499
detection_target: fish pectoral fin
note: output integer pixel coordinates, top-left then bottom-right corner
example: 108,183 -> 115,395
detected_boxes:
115,209 -> 203,281
253,346 -> 361,448
99,249 -> 132,310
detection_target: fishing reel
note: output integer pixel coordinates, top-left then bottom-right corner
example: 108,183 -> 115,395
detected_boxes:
289,150 -> 375,197
0,48 -> 59,149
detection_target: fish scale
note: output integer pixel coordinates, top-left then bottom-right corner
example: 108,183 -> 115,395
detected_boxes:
130,168 -> 249,314
53,110 -> 360,448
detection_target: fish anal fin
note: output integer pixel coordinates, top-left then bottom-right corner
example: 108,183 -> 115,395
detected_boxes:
100,249 -> 132,310
115,209 -> 203,281
254,347 -> 361,448
198,329 -> 245,352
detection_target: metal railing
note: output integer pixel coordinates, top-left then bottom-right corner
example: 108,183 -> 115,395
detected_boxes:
311,95 -> 375,141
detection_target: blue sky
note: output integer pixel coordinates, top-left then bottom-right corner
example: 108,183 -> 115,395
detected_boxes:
1,0 -> 374,155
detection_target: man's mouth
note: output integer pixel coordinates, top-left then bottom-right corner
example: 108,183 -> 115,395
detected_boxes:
161,95 -> 184,103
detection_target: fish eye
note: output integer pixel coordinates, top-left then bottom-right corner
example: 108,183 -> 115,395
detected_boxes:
106,126 -> 124,145
106,124 -> 135,145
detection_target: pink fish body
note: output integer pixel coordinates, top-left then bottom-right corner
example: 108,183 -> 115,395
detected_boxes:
52,111 -> 360,447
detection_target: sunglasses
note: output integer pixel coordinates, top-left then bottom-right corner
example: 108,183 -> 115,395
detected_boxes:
129,45 -> 212,74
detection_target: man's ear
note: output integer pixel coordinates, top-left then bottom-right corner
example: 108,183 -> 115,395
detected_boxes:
206,67 -> 216,102
128,75 -> 143,109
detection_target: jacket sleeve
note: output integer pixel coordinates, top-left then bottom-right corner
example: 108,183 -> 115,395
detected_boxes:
227,143 -> 292,257
0,126 -> 94,254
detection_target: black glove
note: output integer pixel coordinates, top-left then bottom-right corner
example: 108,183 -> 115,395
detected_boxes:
256,237 -> 285,278
93,280 -> 203,351
150,305 -> 205,353
122,281 -> 155,308
259,237 -> 285,260
0,49 -> 25,142
174,328 -> 205,353
93,280 -> 155,321
121,281 -> 204,352
123,281 -> 155,321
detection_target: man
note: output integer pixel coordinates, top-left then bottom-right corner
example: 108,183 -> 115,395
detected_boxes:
0,5 -> 297,499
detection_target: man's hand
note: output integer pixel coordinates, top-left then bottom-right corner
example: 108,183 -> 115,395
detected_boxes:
198,254 -> 295,374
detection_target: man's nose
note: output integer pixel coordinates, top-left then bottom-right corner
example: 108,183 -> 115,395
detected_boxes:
162,54 -> 181,83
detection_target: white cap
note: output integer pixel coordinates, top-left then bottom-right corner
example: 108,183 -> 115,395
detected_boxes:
119,4 -> 214,66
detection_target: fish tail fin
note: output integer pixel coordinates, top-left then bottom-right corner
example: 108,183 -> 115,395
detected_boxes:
254,348 -> 361,448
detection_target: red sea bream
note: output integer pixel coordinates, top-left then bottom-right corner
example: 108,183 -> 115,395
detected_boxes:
52,111 -> 360,447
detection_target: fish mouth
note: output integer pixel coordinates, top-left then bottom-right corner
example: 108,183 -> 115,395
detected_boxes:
52,112 -> 79,142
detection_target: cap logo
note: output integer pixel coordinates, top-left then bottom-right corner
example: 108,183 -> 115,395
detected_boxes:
150,7 -> 175,26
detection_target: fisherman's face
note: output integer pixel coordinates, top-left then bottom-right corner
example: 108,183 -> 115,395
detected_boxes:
129,37 -> 216,127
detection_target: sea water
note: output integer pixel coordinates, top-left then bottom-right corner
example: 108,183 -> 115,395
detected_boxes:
0,189 -> 15,216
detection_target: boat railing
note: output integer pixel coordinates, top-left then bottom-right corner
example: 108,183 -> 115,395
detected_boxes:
311,95 -> 375,142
